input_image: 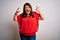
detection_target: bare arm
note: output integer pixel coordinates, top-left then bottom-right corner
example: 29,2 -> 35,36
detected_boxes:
13,8 -> 20,21
35,6 -> 45,20
13,13 -> 18,21
38,11 -> 45,20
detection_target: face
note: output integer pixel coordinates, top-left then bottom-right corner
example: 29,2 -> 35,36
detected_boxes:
25,5 -> 31,15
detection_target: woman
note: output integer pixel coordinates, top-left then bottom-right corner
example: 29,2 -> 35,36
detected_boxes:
13,3 -> 45,40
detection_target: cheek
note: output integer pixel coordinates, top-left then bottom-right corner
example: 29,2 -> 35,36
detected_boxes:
29,8 -> 31,11
25,7 -> 31,11
28,8 -> 31,10
25,8 -> 27,11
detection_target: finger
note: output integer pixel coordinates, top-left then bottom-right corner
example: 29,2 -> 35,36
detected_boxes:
36,6 -> 39,8
16,8 -> 19,10
36,6 -> 40,9
16,8 -> 20,11
17,8 -> 19,10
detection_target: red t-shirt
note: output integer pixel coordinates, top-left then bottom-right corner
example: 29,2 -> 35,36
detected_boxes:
17,11 -> 40,36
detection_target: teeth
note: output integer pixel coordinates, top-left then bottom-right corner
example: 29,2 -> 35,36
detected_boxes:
27,10 -> 29,11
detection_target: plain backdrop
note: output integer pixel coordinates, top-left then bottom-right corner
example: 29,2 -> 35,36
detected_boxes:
0,0 -> 60,40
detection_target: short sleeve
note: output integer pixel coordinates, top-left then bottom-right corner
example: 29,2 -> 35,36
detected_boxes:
17,14 -> 21,22
34,12 -> 41,20
17,14 -> 22,29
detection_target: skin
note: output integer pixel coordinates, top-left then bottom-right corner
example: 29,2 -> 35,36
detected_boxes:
35,6 -> 45,20
25,5 -> 31,15
13,5 -> 45,21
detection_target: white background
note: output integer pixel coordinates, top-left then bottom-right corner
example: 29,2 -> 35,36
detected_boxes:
0,0 -> 60,40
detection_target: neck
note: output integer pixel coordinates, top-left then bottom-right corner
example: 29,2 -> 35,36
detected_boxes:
27,14 -> 30,17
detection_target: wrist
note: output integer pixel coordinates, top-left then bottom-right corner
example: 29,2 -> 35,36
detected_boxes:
15,13 -> 18,15
38,10 -> 40,12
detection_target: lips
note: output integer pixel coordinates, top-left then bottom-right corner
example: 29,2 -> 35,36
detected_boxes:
26,10 -> 30,12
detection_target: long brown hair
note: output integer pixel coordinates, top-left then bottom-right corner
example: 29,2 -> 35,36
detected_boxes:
22,3 -> 34,18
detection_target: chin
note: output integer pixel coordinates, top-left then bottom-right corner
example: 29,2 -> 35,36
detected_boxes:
26,12 -> 30,15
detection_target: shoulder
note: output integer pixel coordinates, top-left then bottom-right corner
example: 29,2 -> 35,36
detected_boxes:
17,14 -> 22,20
32,11 -> 39,15
17,14 -> 22,17
32,11 -> 37,14
32,11 -> 40,18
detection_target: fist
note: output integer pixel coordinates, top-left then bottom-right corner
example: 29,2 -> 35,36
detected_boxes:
35,6 -> 40,12
16,8 -> 20,13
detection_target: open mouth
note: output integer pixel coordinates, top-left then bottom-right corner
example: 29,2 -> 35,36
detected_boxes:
26,10 -> 30,12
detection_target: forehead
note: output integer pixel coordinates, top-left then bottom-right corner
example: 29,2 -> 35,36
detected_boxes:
25,5 -> 30,8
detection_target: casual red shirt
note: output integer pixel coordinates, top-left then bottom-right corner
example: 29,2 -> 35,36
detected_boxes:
17,11 -> 40,36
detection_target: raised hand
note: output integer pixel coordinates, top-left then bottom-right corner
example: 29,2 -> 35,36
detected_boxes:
35,6 -> 40,12
35,6 -> 45,20
15,8 -> 20,15
13,8 -> 20,21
